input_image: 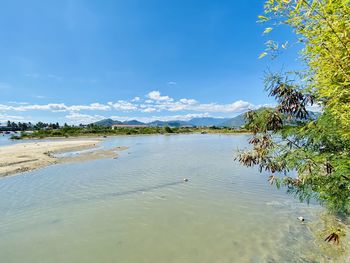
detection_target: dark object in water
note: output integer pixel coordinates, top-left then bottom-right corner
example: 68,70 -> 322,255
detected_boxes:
297,216 -> 305,222
184,178 -> 189,182
325,231 -> 340,245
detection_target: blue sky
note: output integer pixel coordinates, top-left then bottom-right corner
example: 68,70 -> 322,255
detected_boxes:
0,0 -> 301,124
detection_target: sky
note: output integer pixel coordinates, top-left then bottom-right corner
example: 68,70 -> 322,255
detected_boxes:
0,0 -> 302,124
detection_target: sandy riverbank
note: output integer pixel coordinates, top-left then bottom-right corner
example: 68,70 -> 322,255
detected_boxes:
0,140 -> 127,177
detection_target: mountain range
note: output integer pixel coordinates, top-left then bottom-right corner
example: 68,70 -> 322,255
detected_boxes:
93,115 -> 245,128
92,110 -> 321,128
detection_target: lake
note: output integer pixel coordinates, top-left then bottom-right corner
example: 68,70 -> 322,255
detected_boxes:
0,134 -> 339,262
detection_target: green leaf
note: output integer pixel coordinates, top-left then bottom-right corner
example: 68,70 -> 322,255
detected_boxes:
263,27 -> 273,34
282,41 -> 288,49
257,15 -> 270,22
259,52 -> 268,59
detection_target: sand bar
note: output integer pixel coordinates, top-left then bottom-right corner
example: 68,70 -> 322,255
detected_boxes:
0,140 -> 127,177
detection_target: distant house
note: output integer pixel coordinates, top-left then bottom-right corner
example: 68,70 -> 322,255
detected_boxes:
112,124 -> 148,129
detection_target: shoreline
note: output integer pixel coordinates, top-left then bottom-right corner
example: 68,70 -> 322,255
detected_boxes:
0,139 -> 127,178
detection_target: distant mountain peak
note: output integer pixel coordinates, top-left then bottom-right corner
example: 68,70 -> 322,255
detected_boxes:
93,118 -> 122,127
92,111 -> 320,128
122,120 -> 146,125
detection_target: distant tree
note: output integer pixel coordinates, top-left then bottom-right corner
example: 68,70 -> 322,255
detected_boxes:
11,122 -> 18,130
164,126 -> 173,133
34,121 -> 47,130
22,123 -> 28,131
17,122 -> 22,131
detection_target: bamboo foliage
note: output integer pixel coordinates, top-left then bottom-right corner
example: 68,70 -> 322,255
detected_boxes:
238,0 -> 350,242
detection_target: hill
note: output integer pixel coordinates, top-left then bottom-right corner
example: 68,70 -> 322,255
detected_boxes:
220,113 -> 246,128
122,120 -> 146,125
93,110 -> 321,128
148,120 -> 189,127
187,117 -> 230,127
93,118 -> 122,127
220,109 -> 321,128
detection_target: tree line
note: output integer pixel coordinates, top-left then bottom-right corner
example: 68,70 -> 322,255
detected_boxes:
1,121 -> 65,131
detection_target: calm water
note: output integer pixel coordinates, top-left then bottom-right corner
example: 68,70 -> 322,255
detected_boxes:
0,134 -> 342,262
0,133 -> 18,146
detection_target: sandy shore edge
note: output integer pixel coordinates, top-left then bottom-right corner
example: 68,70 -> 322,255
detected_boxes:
0,140 -> 127,177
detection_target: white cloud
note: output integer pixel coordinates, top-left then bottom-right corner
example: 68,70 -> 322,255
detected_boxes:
0,96 -> 252,114
0,114 -> 27,123
166,104 -> 186,112
147,91 -> 173,102
65,112 -> 105,124
142,107 -> 157,113
192,100 -> 253,113
8,101 -> 30,105
253,103 -> 276,109
108,101 -> 137,111
69,103 -> 110,111
167,81 -> 177,85
22,103 -> 68,112
0,90 -> 260,123
138,97 -> 252,113
0,103 -> 111,112
0,104 -> 17,111
179,98 -> 197,105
